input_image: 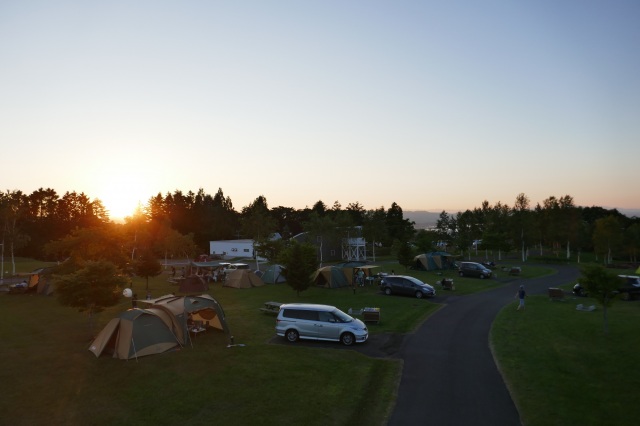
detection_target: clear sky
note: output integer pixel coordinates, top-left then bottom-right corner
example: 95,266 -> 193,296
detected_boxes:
2,1 -> 639,219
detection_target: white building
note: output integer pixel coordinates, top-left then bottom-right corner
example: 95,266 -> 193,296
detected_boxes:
209,239 -> 255,259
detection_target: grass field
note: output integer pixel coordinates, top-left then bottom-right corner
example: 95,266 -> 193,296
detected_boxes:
492,292 -> 640,426
2,258 -> 638,425
0,259 -> 434,426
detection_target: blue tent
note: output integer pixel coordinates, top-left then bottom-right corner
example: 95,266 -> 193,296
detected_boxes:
413,252 -> 456,271
260,264 -> 286,284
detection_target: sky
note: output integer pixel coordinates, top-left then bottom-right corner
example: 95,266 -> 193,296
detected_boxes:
2,1 -> 639,220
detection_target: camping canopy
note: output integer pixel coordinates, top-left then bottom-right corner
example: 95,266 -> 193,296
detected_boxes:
139,294 -> 230,345
223,270 -> 265,288
88,309 -> 181,359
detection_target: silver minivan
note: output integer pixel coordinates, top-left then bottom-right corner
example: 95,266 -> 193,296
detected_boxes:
276,303 -> 368,346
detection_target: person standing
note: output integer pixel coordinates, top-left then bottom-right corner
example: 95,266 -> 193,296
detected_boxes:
515,285 -> 526,310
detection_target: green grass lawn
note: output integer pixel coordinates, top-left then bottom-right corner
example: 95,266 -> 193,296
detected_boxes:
2,258 -> 638,425
492,294 -> 640,426
0,261 -> 437,426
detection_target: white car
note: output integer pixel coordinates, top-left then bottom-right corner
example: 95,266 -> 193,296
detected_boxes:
276,303 -> 368,346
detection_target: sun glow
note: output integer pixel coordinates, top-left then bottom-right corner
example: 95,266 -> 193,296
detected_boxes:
101,192 -> 143,221
95,177 -> 147,221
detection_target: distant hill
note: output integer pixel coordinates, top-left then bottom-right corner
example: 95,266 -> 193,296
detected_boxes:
403,211 -> 451,229
404,208 -> 639,230
619,208 -> 640,218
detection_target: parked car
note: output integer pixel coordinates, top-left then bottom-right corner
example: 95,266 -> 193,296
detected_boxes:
617,275 -> 640,300
379,275 -> 436,299
481,261 -> 496,269
458,262 -> 493,279
275,303 -> 368,346
573,275 -> 640,300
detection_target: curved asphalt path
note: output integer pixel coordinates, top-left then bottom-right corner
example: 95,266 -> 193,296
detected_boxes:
387,264 -> 580,426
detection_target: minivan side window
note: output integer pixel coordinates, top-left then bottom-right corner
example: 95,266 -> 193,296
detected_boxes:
283,309 -> 319,321
318,311 -> 335,322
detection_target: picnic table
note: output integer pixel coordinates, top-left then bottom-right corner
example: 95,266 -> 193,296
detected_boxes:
260,301 -> 283,315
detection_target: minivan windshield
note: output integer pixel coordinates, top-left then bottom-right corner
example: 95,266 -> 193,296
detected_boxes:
332,309 -> 353,323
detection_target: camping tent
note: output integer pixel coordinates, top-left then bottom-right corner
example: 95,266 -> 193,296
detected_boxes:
223,269 -> 265,288
178,275 -> 209,294
312,266 -> 350,288
259,264 -> 286,284
88,309 -> 181,359
14,267 -> 54,295
139,294 -> 231,345
413,252 -> 456,271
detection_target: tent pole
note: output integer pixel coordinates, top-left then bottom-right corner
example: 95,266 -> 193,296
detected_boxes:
131,338 -> 138,363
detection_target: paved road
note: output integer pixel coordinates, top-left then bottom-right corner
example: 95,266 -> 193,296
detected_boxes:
387,265 -> 580,426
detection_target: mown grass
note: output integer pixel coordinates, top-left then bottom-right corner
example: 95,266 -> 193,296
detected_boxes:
3,257 -> 636,426
0,260 -> 438,426
492,294 -> 640,426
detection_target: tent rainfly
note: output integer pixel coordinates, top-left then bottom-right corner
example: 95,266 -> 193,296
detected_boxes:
90,294 -> 231,359
311,266 -> 350,288
88,309 -> 181,360
259,264 -> 286,284
413,252 -> 456,271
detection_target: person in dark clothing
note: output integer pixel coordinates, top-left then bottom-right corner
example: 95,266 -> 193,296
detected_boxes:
515,285 -> 526,310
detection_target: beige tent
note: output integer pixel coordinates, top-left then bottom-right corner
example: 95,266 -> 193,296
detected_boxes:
223,269 -> 265,288
88,309 -> 181,359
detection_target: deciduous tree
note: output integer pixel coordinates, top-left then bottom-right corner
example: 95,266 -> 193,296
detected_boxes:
579,265 -> 620,334
278,242 -> 317,296
54,260 -> 129,333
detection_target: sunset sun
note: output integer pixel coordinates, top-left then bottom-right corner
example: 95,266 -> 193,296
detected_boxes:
95,178 -> 148,221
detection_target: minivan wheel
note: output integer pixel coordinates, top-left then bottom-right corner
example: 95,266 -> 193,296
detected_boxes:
459,271 -> 464,277
384,287 -> 392,295
285,329 -> 299,343
341,333 -> 355,346
480,274 -> 486,279
415,291 -> 423,299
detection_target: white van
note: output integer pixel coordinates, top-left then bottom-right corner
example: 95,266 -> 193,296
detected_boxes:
276,303 -> 368,346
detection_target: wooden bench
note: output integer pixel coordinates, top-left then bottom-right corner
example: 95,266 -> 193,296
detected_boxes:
260,301 -> 283,315
548,288 -> 565,301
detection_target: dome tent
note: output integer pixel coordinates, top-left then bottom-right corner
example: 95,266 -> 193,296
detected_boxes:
413,252 -> 456,271
88,309 -> 181,360
311,266 -> 350,288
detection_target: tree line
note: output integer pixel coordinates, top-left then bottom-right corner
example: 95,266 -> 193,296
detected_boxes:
423,193 -> 639,265
1,188 -> 639,270
0,187 -> 413,266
